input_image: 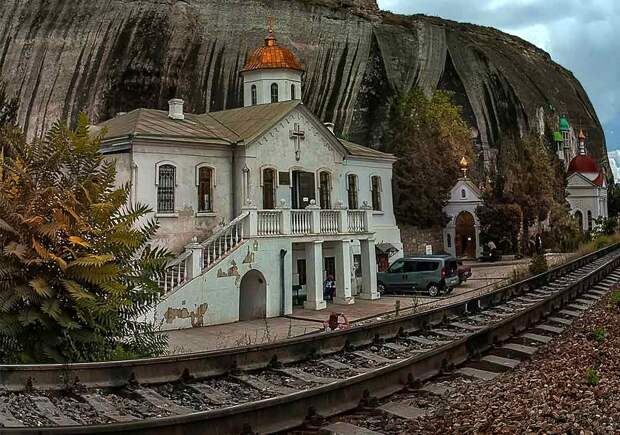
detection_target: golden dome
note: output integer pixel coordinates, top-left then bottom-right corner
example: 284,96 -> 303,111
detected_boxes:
459,156 -> 469,169
242,29 -> 304,73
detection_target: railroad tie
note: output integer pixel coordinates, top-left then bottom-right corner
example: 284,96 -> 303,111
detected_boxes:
590,289 -> 608,296
568,303 -> 589,311
559,309 -> 582,318
318,359 -> 363,374
378,401 -> 430,420
448,322 -> 482,332
0,405 -> 24,428
352,350 -> 394,365
581,293 -> 601,301
133,388 -> 193,415
481,355 -> 521,369
501,343 -> 538,356
274,368 -> 335,385
431,330 -> 465,340
575,298 -> 595,305
402,336 -> 448,347
233,375 -> 299,395
548,317 -> 573,326
456,367 -> 500,381
81,394 -> 138,423
319,421 -> 384,435
186,383 -> 230,405
418,383 -> 452,396
31,396 -> 78,426
520,333 -> 552,344
535,324 -> 565,334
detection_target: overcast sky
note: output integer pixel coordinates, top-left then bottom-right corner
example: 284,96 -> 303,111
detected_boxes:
377,0 -> 620,173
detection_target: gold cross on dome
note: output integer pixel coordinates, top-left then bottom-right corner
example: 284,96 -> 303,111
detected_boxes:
267,16 -> 274,33
290,123 -> 305,161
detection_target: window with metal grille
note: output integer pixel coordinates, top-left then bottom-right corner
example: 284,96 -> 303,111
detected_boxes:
157,165 -> 176,213
198,167 -> 213,212
319,171 -> 331,209
587,210 -> 593,230
271,83 -> 279,103
291,84 -> 296,100
371,176 -> 382,211
347,174 -> 358,210
251,85 -> 257,106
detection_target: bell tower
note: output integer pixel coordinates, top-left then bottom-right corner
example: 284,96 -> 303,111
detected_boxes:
241,21 -> 304,107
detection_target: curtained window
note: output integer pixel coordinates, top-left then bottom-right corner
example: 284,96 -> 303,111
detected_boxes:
347,174 -> 358,210
198,167 -> 213,212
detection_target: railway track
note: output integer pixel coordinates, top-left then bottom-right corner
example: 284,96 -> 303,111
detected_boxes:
1,244 -> 620,434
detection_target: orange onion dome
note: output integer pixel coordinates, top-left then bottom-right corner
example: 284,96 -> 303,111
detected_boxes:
242,30 -> 304,73
567,155 -> 600,175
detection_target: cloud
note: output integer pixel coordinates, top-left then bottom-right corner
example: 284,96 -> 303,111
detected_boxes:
377,0 -> 620,151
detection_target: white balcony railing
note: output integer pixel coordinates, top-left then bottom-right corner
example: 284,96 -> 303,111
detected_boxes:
257,210 -> 282,236
320,210 -> 339,234
291,210 -> 312,235
348,210 -> 367,233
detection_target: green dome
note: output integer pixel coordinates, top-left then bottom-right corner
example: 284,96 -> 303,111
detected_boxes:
559,116 -> 570,132
553,131 -> 564,142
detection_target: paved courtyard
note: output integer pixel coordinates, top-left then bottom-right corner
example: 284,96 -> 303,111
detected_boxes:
165,254 -> 569,354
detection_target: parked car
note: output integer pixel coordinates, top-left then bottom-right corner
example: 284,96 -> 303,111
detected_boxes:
377,255 -> 460,297
457,260 -> 472,285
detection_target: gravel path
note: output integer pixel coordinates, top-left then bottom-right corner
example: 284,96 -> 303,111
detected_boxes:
405,290 -> 620,434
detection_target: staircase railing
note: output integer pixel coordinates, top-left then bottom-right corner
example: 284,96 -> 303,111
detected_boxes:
202,212 -> 249,270
158,250 -> 192,294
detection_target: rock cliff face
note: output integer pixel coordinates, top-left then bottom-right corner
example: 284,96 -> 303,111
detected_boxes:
0,0 -> 608,170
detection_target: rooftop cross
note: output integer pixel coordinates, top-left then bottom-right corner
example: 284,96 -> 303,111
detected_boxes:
290,123 -> 305,161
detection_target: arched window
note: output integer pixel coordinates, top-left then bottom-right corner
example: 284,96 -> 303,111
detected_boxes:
461,189 -> 467,199
587,210 -> 593,231
291,84 -> 296,100
271,83 -> 279,103
157,164 -> 176,213
251,85 -> 257,106
198,167 -> 213,212
319,171 -> 331,209
371,176 -> 382,211
262,168 -> 276,209
347,174 -> 358,210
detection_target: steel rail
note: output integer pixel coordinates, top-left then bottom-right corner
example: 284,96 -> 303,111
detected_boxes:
0,244 -> 618,394
3,246 -> 619,434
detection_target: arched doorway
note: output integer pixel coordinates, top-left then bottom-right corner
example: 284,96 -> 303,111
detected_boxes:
239,270 -> 267,321
455,211 -> 477,258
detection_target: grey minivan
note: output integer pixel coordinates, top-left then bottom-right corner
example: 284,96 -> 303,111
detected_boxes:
377,255 -> 460,297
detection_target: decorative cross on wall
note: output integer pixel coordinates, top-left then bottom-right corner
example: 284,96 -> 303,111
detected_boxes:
290,123 -> 305,161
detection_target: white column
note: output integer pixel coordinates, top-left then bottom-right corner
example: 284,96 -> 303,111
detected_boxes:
475,225 -> 482,258
304,241 -> 327,311
307,200 -> 321,234
334,240 -> 355,305
358,238 -> 379,300
242,204 -> 258,237
184,237 -> 203,280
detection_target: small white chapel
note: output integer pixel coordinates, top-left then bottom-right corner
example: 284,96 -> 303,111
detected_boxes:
98,25 -> 403,330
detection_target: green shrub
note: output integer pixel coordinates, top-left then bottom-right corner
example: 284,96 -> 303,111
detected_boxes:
593,328 -> 607,343
586,368 -> 600,386
529,253 -> 549,275
611,291 -> 620,308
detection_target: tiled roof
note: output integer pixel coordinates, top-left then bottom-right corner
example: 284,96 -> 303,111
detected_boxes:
100,101 -> 394,161
209,100 -> 301,144
99,108 -> 239,144
339,139 -> 395,160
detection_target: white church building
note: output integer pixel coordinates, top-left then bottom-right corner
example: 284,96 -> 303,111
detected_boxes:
98,27 -> 402,330
564,129 -> 608,231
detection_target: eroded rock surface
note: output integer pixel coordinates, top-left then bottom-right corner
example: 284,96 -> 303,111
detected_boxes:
0,0 -> 608,168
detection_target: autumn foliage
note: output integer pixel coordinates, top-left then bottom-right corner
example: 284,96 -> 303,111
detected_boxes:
0,112 -> 170,363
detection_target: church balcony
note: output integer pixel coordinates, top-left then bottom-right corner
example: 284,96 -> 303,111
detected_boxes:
251,206 -> 372,239
158,204 -> 374,296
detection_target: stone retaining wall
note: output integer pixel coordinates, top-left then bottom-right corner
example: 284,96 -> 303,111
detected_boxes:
400,225 -> 445,256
